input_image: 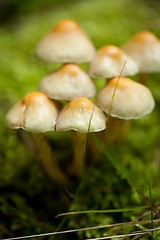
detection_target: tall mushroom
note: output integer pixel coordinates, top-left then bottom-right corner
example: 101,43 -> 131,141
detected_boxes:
5,91 -> 70,186
56,97 -> 106,176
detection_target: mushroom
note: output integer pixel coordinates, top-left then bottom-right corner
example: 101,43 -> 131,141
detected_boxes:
56,97 -> 106,175
88,45 -> 138,80
5,91 -> 70,186
36,19 -> 96,63
122,30 -> 160,84
97,77 -> 155,119
96,77 -> 155,145
6,91 -> 58,133
39,63 -> 96,100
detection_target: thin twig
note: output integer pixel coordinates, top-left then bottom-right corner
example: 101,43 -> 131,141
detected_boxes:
85,227 -> 160,240
2,219 -> 160,240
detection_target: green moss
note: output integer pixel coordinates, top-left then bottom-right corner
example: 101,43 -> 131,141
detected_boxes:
1,0 -> 160,239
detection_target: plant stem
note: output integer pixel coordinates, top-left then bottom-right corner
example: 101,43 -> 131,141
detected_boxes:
32,133 -> 70,186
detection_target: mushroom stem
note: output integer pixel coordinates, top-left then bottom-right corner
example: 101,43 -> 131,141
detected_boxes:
102,116 -> 131,146
70,131 -> 87,176
32,133 -> 70,186
139,73 -> 149,85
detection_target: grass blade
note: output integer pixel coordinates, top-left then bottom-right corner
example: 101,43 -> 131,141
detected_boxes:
106,61 -> 127,123
56,206 -> 148,218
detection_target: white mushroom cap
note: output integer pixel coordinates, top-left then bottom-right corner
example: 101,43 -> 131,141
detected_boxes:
56,97 -> 106,133
39,64 -> 96,100
36,19 -> 96,63
5,92 -> 59,133
96,77 -> 155,119
123,31 -> 160,73
88,45 -> 139,78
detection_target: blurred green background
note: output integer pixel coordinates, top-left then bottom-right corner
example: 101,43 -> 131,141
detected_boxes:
0,0 -> 160,239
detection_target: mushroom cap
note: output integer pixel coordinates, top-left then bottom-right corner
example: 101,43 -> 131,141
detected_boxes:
56,97 -> 106,133
39,64 -> 96,100
5,92 -> 59,133
96,77 -> 155,119
36,19 -> 96,63
123,31 -> 160,73
88,45 -> 139,78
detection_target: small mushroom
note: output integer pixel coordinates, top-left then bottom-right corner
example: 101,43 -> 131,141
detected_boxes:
88,45 -> 138,79
96,77 -> 155,145
56,97 -> 106,175
36,19 -> 96,63
123,31 -> 160,73
56,97 -> 106,133
39,63 -> 96,100
123,31 -> 160,84
5,91 -> 70,186
6,91 -> 59,133
96,77 -> 155,119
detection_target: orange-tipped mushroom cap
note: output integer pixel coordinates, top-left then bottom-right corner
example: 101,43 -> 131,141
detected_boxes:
39,64 -> 96,100
123,31 -> 160,73
5,92 -> 59,133
56,97 -> 106,133
88,45 -> 138,78
96,77 -> 155,119
36,19 -> 95,63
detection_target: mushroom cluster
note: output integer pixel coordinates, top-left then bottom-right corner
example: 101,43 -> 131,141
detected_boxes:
35,19 -> 106,176
87,33 -> 156,144
5,19 -> 107,183
5,20 -> 156,184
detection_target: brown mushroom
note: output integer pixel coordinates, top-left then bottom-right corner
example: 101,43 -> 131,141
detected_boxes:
56,97 -> 106,175
96,77 -> 155,145
5,91 -> 70,186
88,45 -> 138,80
39,63 -> 96,100
36,19 -> 96,63
123,31 -> 160,84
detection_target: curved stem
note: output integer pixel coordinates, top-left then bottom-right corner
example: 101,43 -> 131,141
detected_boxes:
32,133 -> 70,186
